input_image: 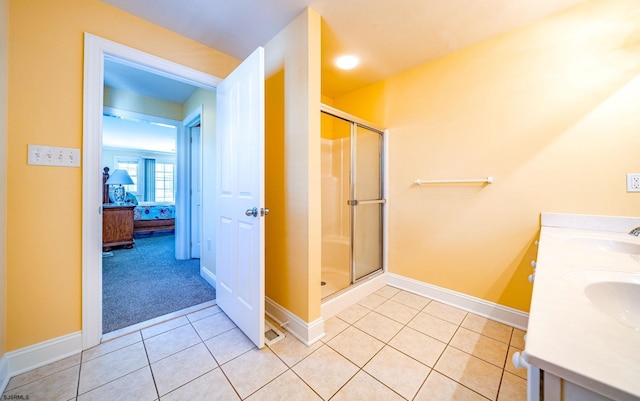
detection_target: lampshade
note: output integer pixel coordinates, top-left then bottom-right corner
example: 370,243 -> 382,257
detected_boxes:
105,169 -> 134,185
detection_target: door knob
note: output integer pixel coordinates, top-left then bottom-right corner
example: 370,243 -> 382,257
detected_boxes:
245,207 -> 258,217
261,208 -> 270,216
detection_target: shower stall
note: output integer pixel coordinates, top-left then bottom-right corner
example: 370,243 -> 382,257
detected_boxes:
320,105 -> 385,299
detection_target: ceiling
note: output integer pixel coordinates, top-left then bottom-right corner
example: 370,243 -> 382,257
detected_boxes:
104,59 -> 199,104
101,0 -> 585,98
103,113 -> 178,153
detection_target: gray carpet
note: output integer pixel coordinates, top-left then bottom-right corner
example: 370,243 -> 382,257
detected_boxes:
102,234 -> 215,334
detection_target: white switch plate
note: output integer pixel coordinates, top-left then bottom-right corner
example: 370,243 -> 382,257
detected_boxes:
627,173 -> 640,192
28,144 -> 81,167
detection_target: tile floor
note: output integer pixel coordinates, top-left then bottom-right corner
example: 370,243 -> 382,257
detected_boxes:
2,286 -> 527,401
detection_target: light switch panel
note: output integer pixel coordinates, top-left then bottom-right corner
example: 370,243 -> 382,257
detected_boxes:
28,144 -> 81,167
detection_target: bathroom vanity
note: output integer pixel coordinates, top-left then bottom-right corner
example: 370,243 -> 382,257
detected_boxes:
522,213 -> 640,401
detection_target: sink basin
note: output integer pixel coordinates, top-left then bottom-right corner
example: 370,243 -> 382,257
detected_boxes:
584,281 -> 640,330
565,237 -> 640,255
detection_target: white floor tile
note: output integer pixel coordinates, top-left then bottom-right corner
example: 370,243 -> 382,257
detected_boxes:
336,303 -> 370,324
144,324 -> 202,363
186,305 -> 222,323
408,311 -> 459,343
390,290 -> 431,310
374,285 -> 402,299
353,311 -> 404,343
245,370 -> 321,401
415,371 -> 489,401
388,326 -> 446,367
331,371 -> 405,401
292,345 -> 358,400
191,311 -> 237,340
205,327 -> 255,365
78,342 -> 148,394
77,366 -> 157,401
4,365 -> 80,401
267,332 -> 322,368
160,368 -> 240,401
374,299 -> 420,325
221,347 -> 288,399
363,345 -> 431,400
6,354 -> 81,390
151,343 -> 218,396
141,316 -> 190,340
320,317 -> 350,343
326,326 -> 384,367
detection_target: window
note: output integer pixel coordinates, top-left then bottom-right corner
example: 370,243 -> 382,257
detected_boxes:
113,156 -> 174,202
116,159 -> 140,196
155,162 -> 174,202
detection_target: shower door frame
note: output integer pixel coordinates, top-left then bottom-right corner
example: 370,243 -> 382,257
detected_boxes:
320,104 -> 387,290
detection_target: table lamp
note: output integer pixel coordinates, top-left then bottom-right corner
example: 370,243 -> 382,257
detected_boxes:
105,169 -> 134,204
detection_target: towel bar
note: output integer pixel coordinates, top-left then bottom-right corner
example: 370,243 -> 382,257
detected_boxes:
415,177 -> 493,185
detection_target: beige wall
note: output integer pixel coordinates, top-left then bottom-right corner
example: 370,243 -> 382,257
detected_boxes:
1,0 -> 8,361
265,8 -> 322,322
6,0 -> 238,351
334,0 -> 640,312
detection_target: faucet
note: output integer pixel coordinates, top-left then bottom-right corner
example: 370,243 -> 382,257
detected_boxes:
629,226 -> 640,236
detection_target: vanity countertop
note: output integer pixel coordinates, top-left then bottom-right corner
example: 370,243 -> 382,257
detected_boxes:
525,213 -> 640,401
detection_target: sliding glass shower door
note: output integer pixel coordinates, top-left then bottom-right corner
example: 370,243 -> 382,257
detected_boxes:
320,106 -> 385,299
351,124 -> 384,281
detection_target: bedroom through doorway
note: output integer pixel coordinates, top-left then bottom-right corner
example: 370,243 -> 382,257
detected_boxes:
100,58 -> 216,335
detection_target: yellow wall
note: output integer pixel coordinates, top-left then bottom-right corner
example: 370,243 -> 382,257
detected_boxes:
334,0 -> 640,312
104,86 -> 184,121
265,8 -> 322,322
1,0 -> 8,360
320,112 -> 350,140
6,0 -> 238,351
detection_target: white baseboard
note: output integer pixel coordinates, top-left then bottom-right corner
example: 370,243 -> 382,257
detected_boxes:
4,331 -> 82,380
321,273 -> 387,320
200,266 -> 216,289
0,354 -> 9,394
265,297 -> 325,346
387,273 -> 529,330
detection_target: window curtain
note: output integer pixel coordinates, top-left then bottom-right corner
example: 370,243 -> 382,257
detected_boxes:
144,158 -> 156,202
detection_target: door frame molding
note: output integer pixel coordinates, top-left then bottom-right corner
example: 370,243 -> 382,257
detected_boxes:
82,33 -> 221,349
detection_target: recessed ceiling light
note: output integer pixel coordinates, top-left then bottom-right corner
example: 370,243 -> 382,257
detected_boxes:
336,55 -> 359,70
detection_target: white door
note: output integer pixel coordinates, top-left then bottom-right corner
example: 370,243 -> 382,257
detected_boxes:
215,47 -> 265,348
190,126 -> 202,259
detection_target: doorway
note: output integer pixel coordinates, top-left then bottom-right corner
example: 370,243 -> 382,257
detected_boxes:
82,34 -> 223,349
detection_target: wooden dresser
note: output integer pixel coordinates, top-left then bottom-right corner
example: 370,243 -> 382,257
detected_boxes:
103,204 -> 135,251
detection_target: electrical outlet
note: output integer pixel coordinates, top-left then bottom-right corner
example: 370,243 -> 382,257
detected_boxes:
28,144 -> 80,167
627,174 -> 640,192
